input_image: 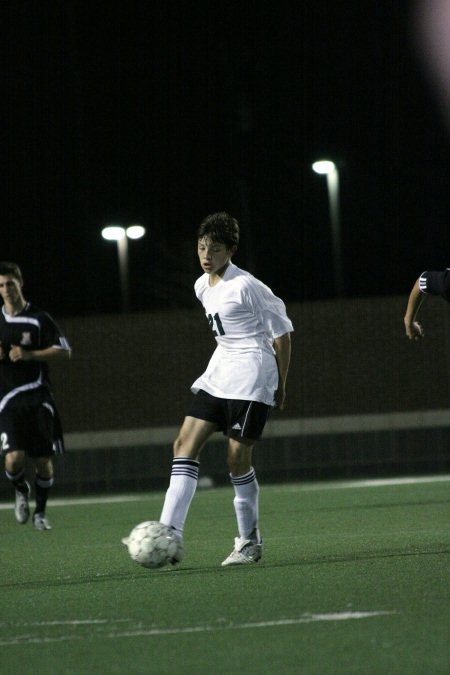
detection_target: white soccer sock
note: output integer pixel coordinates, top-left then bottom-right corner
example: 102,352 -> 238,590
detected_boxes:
160,457 -> 199,538
231,467 -> 261,543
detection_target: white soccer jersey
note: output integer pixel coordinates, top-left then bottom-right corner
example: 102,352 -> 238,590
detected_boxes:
191,262 -> 293,405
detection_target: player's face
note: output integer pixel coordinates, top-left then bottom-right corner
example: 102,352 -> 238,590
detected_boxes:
0,275 -> 23,306
197,238 -> 235,275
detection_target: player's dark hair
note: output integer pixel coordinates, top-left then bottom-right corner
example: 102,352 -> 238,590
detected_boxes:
197,212 -> 240,249
0,262 -> 23,284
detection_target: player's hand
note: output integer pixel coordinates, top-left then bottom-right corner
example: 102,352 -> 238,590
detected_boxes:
405,320 -> 424,340
9,345 -> 32,362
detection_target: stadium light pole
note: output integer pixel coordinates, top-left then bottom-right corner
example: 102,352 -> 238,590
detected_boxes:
312,159 -> 344,297
101,224 -> 146,312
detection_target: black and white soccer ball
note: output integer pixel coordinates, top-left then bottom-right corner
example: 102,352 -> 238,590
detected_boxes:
125,521 -> 183,569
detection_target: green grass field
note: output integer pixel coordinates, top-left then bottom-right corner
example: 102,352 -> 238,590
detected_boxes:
0,476 -> 448,674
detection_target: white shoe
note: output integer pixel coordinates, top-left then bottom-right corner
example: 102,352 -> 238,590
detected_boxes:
121,537 -> 130,547
33,513 -> 52,531
221,537 -> 263,566
14,482 -> 31,524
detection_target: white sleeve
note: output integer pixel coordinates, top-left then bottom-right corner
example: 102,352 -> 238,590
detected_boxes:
244,279 -> 294,339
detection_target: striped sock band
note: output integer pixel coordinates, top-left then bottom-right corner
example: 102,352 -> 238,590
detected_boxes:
5,469 -> 28,493
231,467 -> 256,487
5,468 -> 26,484
35,474 -> 54,489
170,457 -> 200,480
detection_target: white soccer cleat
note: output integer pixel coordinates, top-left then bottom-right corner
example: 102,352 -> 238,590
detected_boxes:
221,537 -> 263,566
14,482 -> 31,524
121,537 -> 130,547
33,513 -> 52,531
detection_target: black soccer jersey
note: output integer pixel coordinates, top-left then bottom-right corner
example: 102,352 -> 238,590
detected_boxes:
419,269 -> 450,302
0,303 -> 70,412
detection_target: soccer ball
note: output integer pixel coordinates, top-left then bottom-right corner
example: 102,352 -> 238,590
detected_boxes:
125,521 -> 183,569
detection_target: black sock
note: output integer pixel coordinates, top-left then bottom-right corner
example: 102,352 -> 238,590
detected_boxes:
5,469 -> 28,493
34,474 -> 54,515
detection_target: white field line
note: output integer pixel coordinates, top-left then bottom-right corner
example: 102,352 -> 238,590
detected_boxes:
279,475 -> 450,491
0,611 -> 396,646
0,474 -> 449,512
0,475 -> 449,511
0,619 -> 131,627
0,474 -> 448,514
0,494 -> 145,510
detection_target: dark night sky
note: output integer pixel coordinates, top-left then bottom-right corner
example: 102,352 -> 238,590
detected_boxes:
3,0 -> 450,317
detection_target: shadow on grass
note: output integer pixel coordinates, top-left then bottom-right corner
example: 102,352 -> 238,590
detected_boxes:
2,546 -> 448,590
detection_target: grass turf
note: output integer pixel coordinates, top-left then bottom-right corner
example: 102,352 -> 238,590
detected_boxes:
0,477 -> 448,674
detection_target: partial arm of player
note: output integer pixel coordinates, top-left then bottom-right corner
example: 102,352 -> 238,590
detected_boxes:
403,277 -> 425,340
7,345 -> 72,363
273,332 -> 291,410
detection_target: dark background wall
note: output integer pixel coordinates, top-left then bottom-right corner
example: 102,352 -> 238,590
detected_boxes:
51,293 -> 449,433
1,294 -> 448,499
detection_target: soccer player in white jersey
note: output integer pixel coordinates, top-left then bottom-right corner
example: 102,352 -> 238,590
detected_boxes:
404,268 -> 450,340
158,212 -> 293,566
0,262 -> 71,530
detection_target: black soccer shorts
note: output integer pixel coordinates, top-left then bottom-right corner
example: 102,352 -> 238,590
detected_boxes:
0,399 -> 64,457
188,389 -> 271,441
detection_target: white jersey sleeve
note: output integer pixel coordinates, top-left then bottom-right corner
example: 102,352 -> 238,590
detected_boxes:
241,276 -> 294,340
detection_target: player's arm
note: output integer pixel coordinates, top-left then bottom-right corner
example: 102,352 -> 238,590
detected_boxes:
273,332 -> 291,410
404,277 -> 425,340
9,345 -> 72,363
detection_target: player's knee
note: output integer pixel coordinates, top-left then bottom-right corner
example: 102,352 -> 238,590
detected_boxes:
173,434 -> 201,460
35,457 -> 53,478
227,454 -> 251,476
4,451 -> 24,473
173,435 -> 183,456
227,438 -> 254,475
173,434 -> 191,457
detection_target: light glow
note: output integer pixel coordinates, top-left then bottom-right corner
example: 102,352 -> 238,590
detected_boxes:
312,160 -> 336,175
126,225 -> 146,239
102,226 -> 126,241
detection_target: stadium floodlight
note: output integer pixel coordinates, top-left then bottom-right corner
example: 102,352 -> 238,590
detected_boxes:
312,159 -> 343,296
312,159 -> 336,175
126,225 -> 146,240
101,226 -> 126,241
101,224 -> 146,312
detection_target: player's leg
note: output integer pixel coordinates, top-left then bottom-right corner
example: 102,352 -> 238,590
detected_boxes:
1,408 -> 31,522
32,455 -> 54,530
221,437 -> 263,566
222,400 -> 270,566
227,437 -> 261,542
4,449 -> 31,524
29,401 -> 62,530
160,415 -> 217,540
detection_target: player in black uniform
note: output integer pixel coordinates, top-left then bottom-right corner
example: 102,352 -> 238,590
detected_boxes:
404,268 -> 450,340
0,262 -> 71,530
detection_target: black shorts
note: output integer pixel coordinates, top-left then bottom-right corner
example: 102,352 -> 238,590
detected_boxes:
188,389 -> 270,441
0,398 -> 65,458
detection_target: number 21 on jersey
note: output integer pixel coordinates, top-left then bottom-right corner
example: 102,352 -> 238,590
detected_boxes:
207,313 -> 225,336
